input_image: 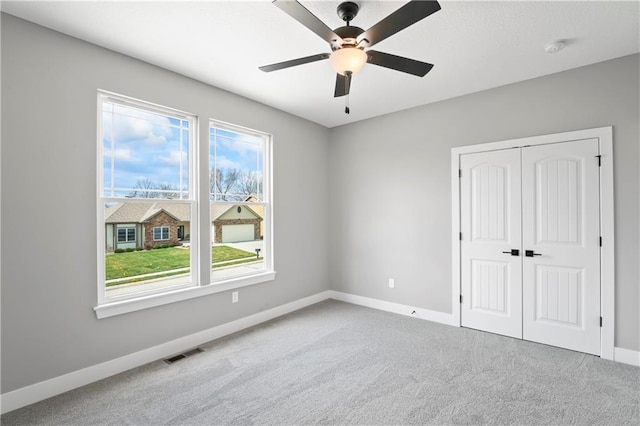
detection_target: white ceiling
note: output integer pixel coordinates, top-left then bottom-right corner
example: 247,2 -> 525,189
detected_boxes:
2,1 -> 639,128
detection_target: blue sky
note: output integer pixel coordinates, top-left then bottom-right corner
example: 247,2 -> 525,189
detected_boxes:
102,102 -> 189,198
102,102 -> 264,199
209,126 -> 263,174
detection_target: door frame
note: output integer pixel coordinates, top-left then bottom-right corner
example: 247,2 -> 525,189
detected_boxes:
451,126 -> 614,360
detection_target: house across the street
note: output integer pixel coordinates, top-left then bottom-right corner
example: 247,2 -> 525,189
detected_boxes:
105,202 -> 263,251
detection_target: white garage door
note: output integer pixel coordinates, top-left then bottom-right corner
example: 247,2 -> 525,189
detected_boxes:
222,224 -> 254,243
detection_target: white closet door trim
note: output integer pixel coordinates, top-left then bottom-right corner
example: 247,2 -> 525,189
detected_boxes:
451,126 -> 614,360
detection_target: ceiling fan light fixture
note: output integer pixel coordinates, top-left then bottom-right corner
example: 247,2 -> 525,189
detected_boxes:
330,47 -> 367,75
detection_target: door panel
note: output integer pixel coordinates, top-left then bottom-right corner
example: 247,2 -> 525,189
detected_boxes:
535,157 -> 582,244
534,265 -> 583,327
461,149 -> 522,338
471,260 -> 509,313
522,139 -> 600,355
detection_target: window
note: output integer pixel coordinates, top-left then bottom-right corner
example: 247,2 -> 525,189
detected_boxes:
210,121 -> 272,282
98,92 -> 196,305
117,227 -> 136,242
153,226 -> 170,241
97,92 -> 274,317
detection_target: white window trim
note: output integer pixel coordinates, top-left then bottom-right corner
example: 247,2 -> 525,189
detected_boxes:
95,92 -> 276,318
450,126 -> 614,360
96,91 -> 199,309
209,120 -> 274,284
95,271 -> 277,319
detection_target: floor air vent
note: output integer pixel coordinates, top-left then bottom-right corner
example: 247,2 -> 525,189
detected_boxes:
164,347 -> 204,364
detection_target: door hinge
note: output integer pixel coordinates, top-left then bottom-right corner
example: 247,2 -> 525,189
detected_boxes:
458,169 -> 462,178
600,317 -> 603,327
599,236 -> 602,247
459,232 -> 463,241
460,295 -> 463,304
595,155 -> 601,167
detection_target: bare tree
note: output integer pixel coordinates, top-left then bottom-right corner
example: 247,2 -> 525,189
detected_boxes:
239,171 -> 262,197
211,168 -> 241,201
128,179 -> 178,198
128,178 -> 157,198
156,183 -> 180,199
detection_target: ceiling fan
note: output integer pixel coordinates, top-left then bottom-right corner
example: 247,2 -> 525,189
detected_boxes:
259,0 -> 441,113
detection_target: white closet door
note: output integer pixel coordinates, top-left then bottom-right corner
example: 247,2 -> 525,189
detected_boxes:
460,149 -> 522,338
521,139 -> 601,355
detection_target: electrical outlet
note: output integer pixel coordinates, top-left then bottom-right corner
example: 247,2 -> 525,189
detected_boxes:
232,291 -> 238,303
388,278 -> 395,288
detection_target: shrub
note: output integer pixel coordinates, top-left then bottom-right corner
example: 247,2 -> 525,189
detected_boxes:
125,248 -> 135,252
114,248 -> 125,253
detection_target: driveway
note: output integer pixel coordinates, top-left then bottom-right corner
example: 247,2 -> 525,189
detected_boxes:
219,240 -> 264,254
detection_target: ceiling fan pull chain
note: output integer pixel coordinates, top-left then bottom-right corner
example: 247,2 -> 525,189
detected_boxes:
345,94 -> 350,114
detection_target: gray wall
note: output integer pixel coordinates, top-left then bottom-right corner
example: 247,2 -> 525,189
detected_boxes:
1,14 -> 329,393
329,54 -> 640,352
2,12 -> 639,397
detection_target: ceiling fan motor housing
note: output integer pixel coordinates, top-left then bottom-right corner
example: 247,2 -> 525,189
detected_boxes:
332,25 -> 365,50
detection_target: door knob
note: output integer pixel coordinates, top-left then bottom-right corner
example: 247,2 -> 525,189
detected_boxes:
502,249 -> 520,256
525,250 -> 542,257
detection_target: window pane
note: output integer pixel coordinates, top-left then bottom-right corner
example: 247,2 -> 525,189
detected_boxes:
211,203 -> 265,280
104,201 -> 191,299
209,126 -> 264,202
102,102 -> 190,199
153,226 -> 171,241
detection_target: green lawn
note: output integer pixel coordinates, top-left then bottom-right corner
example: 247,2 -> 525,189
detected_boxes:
105,245 -> 256,281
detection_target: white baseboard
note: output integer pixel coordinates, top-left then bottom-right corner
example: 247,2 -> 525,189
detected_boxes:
328,290 -> 455,326
0,290 -> 330,415
3,290 -> 634,414
614,347 -> 640,367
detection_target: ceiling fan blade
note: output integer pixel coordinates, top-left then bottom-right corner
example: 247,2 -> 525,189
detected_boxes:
274,0 -> 342,45
366,50 -> 433,77
259,53 -> 330,72
357,0 -> 441,48
334,73 -> 351,97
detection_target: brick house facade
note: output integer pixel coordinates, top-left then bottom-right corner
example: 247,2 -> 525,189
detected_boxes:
144,210 -> 181,249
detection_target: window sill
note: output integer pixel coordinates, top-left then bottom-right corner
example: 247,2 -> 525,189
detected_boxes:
94,271 -> 276,319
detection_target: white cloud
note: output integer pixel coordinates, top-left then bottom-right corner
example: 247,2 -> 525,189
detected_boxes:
104,104 -> 175,144
146,132 -> 168,145
104,148 -> 132,161
213,155 -> 242,170
159,150 -> 187,166
218,135 -> 261,156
